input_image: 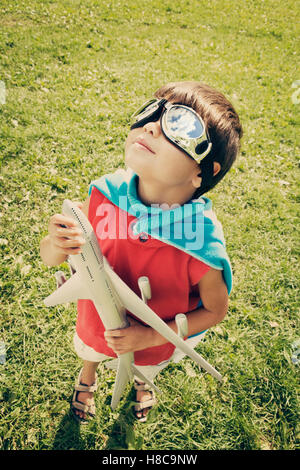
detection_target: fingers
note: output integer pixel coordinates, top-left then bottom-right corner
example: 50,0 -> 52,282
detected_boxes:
105,337 -> 122,354
104,328 -> 126,337
104,324 -> 147,355
48,210 -> 86,255
104,329 -> 129,354
49,213 -> 78,232
52,238 -> 86,255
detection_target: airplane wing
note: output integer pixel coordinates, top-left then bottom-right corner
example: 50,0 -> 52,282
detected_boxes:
44,271 -> 90,307
104,260 -> 223,382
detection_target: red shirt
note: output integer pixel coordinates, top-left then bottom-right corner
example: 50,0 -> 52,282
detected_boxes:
76,187 -> 210,365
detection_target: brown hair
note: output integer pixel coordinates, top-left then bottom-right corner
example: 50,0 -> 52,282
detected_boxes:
154,81 -> 243,196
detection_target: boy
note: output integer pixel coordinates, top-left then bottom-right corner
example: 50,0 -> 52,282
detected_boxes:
40,81 -> 243,422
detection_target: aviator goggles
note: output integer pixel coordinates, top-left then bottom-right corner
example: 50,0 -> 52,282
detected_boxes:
130,98 -> 212,163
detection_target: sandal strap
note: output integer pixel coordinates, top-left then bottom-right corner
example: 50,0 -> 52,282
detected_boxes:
134,379 -> 151,391
75,368 -> 98,393
134,397 -> 156,411
72,391 -> 96,416
74,382 -> 98,393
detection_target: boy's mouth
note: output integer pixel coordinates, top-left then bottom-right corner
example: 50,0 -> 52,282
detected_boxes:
134,138 -> 155,154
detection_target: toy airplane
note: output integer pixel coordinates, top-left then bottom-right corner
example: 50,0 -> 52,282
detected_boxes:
44,200 -> 222,410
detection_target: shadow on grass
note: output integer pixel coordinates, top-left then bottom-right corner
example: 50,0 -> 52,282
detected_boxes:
103,390 -> 140,451
51,409 -> 86,450
51,388 -> 138,450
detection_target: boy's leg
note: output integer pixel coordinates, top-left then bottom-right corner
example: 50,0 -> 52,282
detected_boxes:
72,360 -> 99,421
72,333 -> 109,421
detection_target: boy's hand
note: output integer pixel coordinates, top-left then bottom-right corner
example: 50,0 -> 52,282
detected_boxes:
104,317 -> 154,355
48,202 -> 86,256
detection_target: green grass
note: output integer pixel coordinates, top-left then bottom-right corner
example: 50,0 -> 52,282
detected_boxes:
0,0 -> 299,450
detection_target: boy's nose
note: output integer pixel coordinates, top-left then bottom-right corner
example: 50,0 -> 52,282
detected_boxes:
143,120 -> 162,137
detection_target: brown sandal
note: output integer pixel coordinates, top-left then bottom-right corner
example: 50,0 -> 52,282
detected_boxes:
71,368 -> 98,424
133,379 -> 156,423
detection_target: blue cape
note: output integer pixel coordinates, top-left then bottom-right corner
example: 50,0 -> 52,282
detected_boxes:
89,168 -> 232,295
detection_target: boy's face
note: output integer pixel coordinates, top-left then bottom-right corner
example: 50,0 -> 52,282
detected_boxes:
125,120 -> 201,191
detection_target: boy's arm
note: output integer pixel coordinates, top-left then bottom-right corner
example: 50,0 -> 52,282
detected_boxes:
149,267 -> 228,346
104,267 -> 229,354
40,197 -> 90,267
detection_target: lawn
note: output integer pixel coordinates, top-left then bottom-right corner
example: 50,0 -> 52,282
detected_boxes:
0,0 -> 299,450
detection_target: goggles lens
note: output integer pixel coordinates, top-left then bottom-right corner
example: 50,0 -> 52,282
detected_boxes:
130,99 -> 212,162
164,106 -> 205,140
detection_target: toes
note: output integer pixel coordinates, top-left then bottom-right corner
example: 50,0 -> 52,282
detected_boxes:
135,390 -> 153,420
75,409 -> 83,419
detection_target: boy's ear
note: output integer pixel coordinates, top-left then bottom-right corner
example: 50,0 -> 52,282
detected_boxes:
191,162 -> 221,189
191,171 -> 202,189
213,162 -> 221,177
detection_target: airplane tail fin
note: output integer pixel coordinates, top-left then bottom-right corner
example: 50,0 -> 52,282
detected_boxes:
107,356 -> 161,410
110,356 -> 132,410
